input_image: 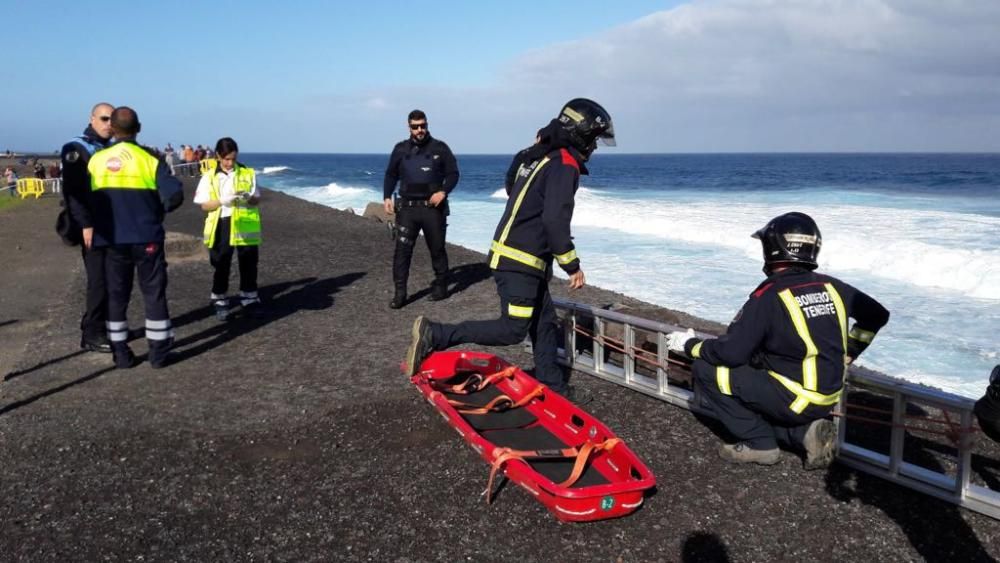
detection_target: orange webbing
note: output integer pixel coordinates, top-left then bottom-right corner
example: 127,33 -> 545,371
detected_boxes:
429,366 -> 518,395
484,438 -> 622,504
450,385 -> 545,415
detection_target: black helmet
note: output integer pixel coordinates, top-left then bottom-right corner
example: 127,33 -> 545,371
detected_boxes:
752,212 -> 822,272
557,98 -> 615,158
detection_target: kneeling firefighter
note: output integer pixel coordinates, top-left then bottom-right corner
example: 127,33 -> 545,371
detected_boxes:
975,365 -> 1000,443
382,109 -> 460,309
404,99 -> 616,402
666,212 -> 890,469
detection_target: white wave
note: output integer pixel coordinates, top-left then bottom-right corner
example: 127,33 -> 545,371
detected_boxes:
260,166 -> 289,174
293,182 -> 381,211
570,190 -> 1000,300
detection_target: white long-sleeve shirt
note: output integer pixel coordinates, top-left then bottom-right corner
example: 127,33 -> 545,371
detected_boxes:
193,168 -> 259,218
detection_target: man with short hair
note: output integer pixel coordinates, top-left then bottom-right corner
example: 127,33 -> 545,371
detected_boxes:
383,109 -> 459,308
666,212 -> 890,469
88,107 -> 184,368
60,102 -> 115,352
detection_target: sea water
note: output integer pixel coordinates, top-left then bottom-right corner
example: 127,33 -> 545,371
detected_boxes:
242,152 -> 1000,398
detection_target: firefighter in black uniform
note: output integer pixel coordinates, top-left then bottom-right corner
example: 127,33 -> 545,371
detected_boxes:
666,212 -> 890,469
59,102 -> 115,353
404,99 -> 616,400
383,109 -> 459,308
88,107 -> 184,369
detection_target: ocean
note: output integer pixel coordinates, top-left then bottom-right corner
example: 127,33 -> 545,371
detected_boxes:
240,152 -> 1000,399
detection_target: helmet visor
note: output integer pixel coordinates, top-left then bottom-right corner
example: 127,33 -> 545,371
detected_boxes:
598,122 -> 616,147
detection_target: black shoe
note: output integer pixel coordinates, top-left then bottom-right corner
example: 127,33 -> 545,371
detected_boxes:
149,352 -> 172,370
242,300 -> 265,319
80,335 -> 112,354
405,316 -> 434,377
390,290 -> 407,309
559,385 -> 594,406
428,281 -> 448,302
113,346 -> 138,369
213,298 -> 229,321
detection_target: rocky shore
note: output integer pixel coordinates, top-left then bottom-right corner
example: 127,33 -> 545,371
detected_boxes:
0,179 -> 997,562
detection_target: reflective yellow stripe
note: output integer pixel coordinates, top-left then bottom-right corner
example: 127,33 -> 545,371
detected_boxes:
490,241 -> 545,271
691,341 -> 703,359
507,304 -> 534,319
825,283 -> 850,379
491,157 -> 551,269
554,248 -> 578,265
849,326 -> 875,343
716,366 -> 732,395
562,106 -> 585,123
769,370 -> 842,414
778,289 -> 819,391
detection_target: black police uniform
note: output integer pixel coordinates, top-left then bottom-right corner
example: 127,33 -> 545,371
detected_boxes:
89,140 -> 184,368
429,146 -> 585,393
383,134 -> 459,297
684,266 -> 890,451
60,126 -> 112,349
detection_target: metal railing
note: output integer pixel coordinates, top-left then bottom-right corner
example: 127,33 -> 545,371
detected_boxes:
553,298 -> 1000,521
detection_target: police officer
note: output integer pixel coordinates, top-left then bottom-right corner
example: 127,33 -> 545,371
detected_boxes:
666,212 -> 890,469
88,107 -> 184,368
383,109 -> 459,308
975,365 -> 1000,443
59,102 -> 115,353
404,99 -> 616,401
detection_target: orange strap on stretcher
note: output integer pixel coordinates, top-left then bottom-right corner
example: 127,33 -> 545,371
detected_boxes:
429,366 -> 518,395
485,438 -> 622,503
448,385 -> 545,414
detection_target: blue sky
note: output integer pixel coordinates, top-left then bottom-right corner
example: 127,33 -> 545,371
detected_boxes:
3,0 -> 999,153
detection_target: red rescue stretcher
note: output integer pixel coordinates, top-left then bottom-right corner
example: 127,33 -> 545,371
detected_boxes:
409,350 -> 656,522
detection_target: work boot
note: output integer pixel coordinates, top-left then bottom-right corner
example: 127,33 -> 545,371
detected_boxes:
390,286 -> 407,309
80,334 -> 112,354
802,418 -> 838,470
112,344 -> 138,370
718,442 -> 781,465
405,316 -> 434,377
428,279 -> 448,302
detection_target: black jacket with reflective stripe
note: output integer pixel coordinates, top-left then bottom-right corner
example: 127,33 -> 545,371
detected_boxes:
685,267 -> 890,394
488,147 -> 583,277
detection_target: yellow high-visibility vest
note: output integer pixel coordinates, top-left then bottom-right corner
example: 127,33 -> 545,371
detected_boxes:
202,161 -> 261,247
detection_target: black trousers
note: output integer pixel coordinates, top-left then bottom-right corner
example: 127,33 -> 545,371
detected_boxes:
209,217 -> 259,295
80,245 -> 108,340
392,204 -> 447,288
692,359 -> 832,451
104,242 -> 172,363
432,270 -> 565,392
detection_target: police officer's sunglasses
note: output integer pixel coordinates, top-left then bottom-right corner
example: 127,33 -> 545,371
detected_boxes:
409,122 -> 428,130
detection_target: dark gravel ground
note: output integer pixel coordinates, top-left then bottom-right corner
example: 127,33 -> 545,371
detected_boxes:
1,182 -> 998,562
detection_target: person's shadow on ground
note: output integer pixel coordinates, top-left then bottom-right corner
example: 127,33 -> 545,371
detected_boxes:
169,272 -> 365,364
824,391 -> 997,562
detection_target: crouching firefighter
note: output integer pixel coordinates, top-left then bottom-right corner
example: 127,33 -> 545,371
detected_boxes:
382,109 -> 459,309
88,107 -> 184,369
666,212 -> 890,469
975,365 -> 1000,443
404,99 -> 616,402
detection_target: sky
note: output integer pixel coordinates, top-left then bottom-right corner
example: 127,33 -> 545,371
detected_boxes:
3,0 -> 999,154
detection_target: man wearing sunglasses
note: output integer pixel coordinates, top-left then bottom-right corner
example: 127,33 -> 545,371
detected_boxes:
59,102 -> 115,353
383,109 -> 460,309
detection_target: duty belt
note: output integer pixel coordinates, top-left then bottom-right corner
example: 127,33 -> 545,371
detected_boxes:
397,198 -> 432,208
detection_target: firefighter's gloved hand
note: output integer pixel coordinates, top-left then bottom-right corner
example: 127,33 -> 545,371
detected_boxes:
666,329 -> 696,353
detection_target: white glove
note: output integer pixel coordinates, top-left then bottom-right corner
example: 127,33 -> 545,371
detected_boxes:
666,328 -> 696,354
219,193 -> 237,205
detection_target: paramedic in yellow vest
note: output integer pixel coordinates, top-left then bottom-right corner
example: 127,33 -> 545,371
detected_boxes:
193,137 -> 262,321
88,107 -> 184,369
665,212 -> 890,469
